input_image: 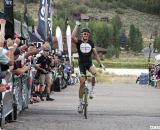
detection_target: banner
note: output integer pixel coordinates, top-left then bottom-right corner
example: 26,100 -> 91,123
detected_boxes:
37,0 -> 52,42
56,26 -> 63,52
4,0 -> 14,38
66,25 -> 72,65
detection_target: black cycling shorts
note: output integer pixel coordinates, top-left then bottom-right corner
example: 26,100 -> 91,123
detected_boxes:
79,63 -> 92,75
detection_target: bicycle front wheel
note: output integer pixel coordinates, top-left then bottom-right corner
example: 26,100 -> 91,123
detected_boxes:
84,88 -> 88,119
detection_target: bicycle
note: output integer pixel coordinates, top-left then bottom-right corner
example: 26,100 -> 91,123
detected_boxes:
80,75 -> 91,119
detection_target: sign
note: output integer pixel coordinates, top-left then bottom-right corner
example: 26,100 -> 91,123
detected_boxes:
37,0 -> 52,41
4,0 -> 14,38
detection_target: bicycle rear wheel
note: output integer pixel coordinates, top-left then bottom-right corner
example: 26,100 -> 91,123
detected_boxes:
83,88 -> 88,119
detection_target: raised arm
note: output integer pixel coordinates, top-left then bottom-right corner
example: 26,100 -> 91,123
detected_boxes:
71,21 -> 81,44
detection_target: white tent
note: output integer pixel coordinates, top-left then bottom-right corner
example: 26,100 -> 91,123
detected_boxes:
155,54 -> 160,61
155,54 -> 160,65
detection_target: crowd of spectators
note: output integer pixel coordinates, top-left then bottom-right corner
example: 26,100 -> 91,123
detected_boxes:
0,19 -> 64,103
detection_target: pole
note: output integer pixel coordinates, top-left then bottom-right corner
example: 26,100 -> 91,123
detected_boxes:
24,0 -> 29,46
148,34 -> 152,65
45,0 -> 48,41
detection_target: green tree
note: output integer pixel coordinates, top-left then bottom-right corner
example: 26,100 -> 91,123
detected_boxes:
129,24 -> 143,53
111,15 -> 122,58
119,29 -> 127,49
129,24 -> 136,51
154,37 -> 160,52
88,21 -> 110,48
136,29 -> 143,52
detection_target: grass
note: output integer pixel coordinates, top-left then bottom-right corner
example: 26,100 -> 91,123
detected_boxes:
97,74 -> 137,84
93,52 -> 154,69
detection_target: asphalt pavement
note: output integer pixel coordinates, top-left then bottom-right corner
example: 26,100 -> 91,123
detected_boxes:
5,83 -> 160,130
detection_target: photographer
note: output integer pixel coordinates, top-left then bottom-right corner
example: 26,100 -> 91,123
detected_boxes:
36,48 -> 55,101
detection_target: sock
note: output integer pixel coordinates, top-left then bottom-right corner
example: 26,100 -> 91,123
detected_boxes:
79,98 -> 83,105
91,86 -> 95,92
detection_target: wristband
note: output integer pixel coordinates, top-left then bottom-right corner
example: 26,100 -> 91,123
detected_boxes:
76,21 -> 81,26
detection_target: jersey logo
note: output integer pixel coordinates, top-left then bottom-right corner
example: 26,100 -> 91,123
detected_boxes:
80,43 -> 92,53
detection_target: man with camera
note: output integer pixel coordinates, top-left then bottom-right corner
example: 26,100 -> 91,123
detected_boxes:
36,48 -> 55,101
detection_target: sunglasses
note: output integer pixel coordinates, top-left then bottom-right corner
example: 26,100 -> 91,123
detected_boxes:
83,32 -> 89,36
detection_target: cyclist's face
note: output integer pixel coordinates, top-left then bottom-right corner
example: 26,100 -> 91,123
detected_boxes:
82,32 -> 89,40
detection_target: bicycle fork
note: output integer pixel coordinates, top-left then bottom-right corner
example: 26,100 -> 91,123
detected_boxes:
83,81 -> 89,119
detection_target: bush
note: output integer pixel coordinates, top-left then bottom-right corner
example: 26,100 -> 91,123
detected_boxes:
106,45 -> 116,58
27,14 -> 35,26
14,11 -> 35,26
17,0 -> 38,3
115,8 -> 124,14
69,5 -> 88,15
14,11 -> 22,21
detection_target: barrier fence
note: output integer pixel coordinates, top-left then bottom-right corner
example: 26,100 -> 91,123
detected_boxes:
0,66 -> 78,129
0,71 -> 31,129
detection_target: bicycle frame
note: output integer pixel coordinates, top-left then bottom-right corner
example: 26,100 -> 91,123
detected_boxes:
82,76 -> 90,119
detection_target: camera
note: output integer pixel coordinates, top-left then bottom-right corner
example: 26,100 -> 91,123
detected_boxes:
34,42 -> 42,48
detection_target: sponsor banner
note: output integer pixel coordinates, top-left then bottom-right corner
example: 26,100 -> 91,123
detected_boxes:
4,0 -> 14,38
37,0 -> 52,42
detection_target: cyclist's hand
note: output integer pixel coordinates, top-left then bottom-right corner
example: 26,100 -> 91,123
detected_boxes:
99,64 -> 105,70
76,21 -> 81,26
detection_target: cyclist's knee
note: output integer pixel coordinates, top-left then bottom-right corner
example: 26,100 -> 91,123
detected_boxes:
80,78 -> 85,86
92,73 -> 96,78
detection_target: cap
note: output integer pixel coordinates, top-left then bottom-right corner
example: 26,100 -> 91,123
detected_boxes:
81,27 -> 91,33
43,48 -> 50,52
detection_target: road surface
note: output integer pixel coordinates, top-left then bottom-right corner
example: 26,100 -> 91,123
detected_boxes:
5,83 -> 160,130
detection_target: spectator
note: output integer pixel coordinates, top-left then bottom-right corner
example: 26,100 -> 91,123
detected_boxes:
36,48 -> 55,101
12,48 -> 30,75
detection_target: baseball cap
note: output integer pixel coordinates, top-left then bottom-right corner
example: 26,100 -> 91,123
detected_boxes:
43,48 -> 50,52
81,27 -> 91,33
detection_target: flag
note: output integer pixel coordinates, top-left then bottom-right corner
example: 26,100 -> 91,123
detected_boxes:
4,0 -> 14,38
37,0 -> 52,42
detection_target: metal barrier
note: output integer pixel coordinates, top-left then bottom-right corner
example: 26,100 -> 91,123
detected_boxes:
0,72 -> 14,128
0,71 -> 31,128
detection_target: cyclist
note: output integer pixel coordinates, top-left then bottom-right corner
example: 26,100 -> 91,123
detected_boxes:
71,21 -> 105,112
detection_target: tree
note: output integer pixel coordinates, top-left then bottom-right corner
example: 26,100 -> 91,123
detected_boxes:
129,24 -> 143,53
119,29 -> 127,49
129,24 -> 136,51
154,37 -> 160,52
111,15 -> 122,58
89,21 -> 110,48
136,29 -> 143,53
